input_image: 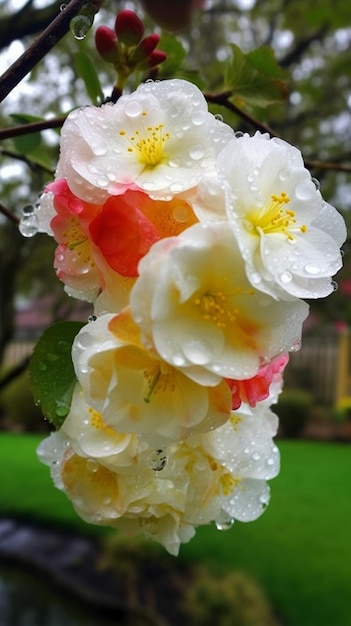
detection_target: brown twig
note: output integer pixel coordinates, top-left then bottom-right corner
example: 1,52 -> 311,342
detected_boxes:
205,90 -> 351,174
0,116 -> 66,141
0,202 -> 20,224
0,0 -> 102,103
204,90 -> 279,137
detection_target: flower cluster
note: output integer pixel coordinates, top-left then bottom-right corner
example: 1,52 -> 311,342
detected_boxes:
36,78 -> 346,555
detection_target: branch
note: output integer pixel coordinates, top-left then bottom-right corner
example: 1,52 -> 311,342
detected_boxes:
304,159 -> 351,174
0,1 -> 63,51
205,90 -> 351,173
0,0 -> 103,103
0,116 -> 66,141
0,202 -> 20,225
204,90 -> 279,137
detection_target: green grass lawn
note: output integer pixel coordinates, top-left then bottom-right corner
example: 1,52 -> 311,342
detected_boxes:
0,433 -> 350,626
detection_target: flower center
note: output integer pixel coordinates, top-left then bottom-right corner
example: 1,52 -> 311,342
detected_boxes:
62,218 -> 95,267
119,116 -> 171,167
248,192 -> 307,241
194,286 -> 255,329
143,363 -> 175,403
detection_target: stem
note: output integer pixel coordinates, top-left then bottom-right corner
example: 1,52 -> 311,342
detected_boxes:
0,0 -> 102,103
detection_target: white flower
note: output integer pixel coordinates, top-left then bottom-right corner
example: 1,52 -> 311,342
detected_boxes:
37,399 -> 279,555
130,222 -> 309,383
212,132 -> 346,300
57,79 -> 234,204
72,309 -> 232,446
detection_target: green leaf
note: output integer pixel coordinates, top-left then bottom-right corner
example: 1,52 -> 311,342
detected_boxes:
10,113 -> 42,154
158,33 -> 187,77
30,321 -> 84,428
224,44 -> 288,109
75,52 -> 104,105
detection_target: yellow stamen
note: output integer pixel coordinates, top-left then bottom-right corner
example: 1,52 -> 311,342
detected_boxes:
220,472 -> 241,496
119,116 -> 170,167
194,286 -> 255,329
248,192 -> 307,241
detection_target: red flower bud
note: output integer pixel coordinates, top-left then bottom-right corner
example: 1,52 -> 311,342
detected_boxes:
139,49 -> 167,71
139,33 -> 160,57
115,10 -> 144,46
95,26 -> 118,63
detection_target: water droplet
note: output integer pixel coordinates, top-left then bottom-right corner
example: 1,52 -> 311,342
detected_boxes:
171,353 -> 186,366
170,181 -> 184,193
57,340 -> 70,354
46,352 -> 59,362
191,110 -> 207,126
19,214 -> 38,237
311,177 -> 320,190
304,263 -> 320,275
70,15 -> 92,40
266,458 -> 274,466
124,100 -> 143,118
173,205 -> 190,223
55,403 -> 70,418
86,458 -> 99,472
183,339 -> 212,365
259,493 -> 270,505
234,131 -> 244,138
252,452 -> 261,461
188,145 -> 205,160
22,204 -> 34,216
280,271 -> 292,284
149,449 -> 167,472
215,519 -> 234,531
290,339 -> 301,352
88,315 -> 97,322
60,3 -> 67,10
37,362 -> 47,372
214,113 -> 223,122
278,167 -> 291,181
331,280 -> 338,292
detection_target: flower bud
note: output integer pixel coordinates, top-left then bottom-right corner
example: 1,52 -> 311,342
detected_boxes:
95,26 -> 118,63
138,49 -> 167,71
131,33 -> 160,65
115,9 -> 144,46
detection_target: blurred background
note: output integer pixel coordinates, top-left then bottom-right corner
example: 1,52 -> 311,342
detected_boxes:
1,0 -> 351,625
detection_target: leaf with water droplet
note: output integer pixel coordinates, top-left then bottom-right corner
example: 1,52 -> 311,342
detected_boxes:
30,321 -> 84,429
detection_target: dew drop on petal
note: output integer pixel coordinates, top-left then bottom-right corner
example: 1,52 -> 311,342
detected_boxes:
124,100 -> 143,118
171,353 -> 186,366
149,449 -> 167,472
331,280 -> 338,292
290,339 -> 301,352
311,177 -> 320,190
280,271 -> 292,284
189,145 -> 205,160
304,263 -> 320,275
170,181 -> 184,193
278,167 -> 291,181
86,459 -> 99,472
234,131 -> 244,138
